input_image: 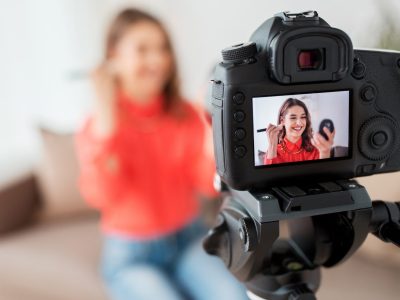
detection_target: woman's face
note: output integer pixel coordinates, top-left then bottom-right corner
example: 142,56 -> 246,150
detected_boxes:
280,105 -> 307,140
112,21 -> 172,98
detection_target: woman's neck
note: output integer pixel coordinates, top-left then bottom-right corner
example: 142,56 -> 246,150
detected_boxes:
119,80 -> 160,105
285,135 -> 301,144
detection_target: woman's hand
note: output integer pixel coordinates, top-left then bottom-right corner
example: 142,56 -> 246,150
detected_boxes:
311,127 -> 335,159
91,63 -> 118,138
266,124 -> 283,159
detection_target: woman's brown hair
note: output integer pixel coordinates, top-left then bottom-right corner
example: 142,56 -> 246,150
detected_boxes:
104,8 -> 182,113
277,98 -> 315,152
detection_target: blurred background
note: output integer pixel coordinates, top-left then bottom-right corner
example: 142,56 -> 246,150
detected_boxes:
0,0 -> 399,299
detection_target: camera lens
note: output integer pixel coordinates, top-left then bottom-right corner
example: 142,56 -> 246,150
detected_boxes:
298,49 -> 323,70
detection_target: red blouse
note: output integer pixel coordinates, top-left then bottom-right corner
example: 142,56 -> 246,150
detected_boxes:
75,93 -> 218,238
264,137 -> 319,165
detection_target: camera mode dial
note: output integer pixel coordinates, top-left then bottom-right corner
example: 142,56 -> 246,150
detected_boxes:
222,42 -> 257,64
358,117 -> 400,161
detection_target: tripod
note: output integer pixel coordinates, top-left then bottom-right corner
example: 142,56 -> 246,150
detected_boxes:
203,179 -> 400,300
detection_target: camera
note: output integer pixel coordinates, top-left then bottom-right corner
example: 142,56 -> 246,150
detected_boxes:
205,11 -> 400,300
211,10 -> 400,191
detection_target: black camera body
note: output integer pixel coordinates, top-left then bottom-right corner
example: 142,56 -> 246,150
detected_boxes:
211,11 -> 400,191
205,12 -> 400,300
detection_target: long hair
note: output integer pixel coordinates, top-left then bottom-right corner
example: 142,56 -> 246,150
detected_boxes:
104,8 -> 182,114
277,98 -> 314,152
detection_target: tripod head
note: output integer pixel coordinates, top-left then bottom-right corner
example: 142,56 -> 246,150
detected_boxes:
203,179 -> 399,300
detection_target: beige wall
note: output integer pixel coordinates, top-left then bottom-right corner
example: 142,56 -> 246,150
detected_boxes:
357,172 -> 400,201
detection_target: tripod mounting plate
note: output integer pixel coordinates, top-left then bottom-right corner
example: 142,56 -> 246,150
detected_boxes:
231,180 -> 372,223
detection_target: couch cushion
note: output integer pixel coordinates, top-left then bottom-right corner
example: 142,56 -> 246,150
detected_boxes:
35,128 -> 94,220
0,216 -> 398,300
0,216 -> 108,300
0,173 -> 39,234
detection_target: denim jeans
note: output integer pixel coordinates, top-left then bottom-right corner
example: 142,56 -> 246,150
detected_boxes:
101,220 -> 248,300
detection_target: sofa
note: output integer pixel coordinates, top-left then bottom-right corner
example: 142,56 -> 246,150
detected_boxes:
0,128 -> 398,300
0,128 -> 222,300
0,129 -> 108,300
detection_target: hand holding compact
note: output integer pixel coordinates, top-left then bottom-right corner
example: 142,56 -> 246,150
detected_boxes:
312,127 -> 335,159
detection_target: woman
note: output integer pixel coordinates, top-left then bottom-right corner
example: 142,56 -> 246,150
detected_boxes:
264,98 -> 335,165
75,8 -> 247,300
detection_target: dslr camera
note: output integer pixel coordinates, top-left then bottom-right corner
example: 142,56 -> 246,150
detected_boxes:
205,11 -> 400,300
211,11 -> 400,191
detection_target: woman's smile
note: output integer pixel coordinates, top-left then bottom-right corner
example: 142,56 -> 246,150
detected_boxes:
291,125 -> 304,132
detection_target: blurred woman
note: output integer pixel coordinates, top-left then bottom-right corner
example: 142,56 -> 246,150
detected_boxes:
264,98 -> 335,165
75,8 -> 247,300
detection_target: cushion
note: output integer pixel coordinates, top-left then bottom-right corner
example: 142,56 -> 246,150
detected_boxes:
35,128 -> 93,220
0,172 -> 39,234
331,146 -> 348,157
0,216 -> 107,300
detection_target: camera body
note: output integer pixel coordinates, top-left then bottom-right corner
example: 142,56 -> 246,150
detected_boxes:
211,11 -> 400,190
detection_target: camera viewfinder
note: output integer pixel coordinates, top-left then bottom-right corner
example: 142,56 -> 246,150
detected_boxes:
298,49 -> 324,70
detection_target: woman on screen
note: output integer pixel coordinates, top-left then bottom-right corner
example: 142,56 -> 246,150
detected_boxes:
264,98 -> 335,165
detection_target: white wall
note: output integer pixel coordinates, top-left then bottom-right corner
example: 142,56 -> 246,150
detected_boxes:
0,0 -> 105,165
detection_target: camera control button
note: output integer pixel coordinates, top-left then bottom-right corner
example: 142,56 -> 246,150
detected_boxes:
222,42 -> 257,64
360,164 -> 376,174
281,186 -> 307,197
233,110 -> 245,122
233,92 -> 245,105
234,145 -> 247,158
352,61 -> 366,79
359,117 -> 400,161
372,131 -> 388,147
360,85 -> 377,102
234,128 -> 246,140
318,182 -> 342,192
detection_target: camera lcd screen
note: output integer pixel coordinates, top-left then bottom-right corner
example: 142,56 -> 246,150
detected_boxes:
253,90 -> 350,167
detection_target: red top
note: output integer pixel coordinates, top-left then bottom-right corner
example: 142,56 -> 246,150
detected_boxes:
75,93 -> 218,238
264,137 -> 319,165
